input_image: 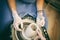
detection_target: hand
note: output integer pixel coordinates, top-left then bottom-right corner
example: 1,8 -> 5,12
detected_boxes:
12,10 -> 23,31
37,11 -> 45,27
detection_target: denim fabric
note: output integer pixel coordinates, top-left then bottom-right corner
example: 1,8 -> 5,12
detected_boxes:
21,0 -> 36,3
16,0 -> 37,19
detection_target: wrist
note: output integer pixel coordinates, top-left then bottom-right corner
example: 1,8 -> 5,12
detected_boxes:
37,10 -> 45,20
37,10 -> 44,16
37,10 -> 43,13
12,9 -> 19,18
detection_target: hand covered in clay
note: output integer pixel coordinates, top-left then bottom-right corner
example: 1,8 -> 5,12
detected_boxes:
12,10 -> 23,31
36,11 -> 45,27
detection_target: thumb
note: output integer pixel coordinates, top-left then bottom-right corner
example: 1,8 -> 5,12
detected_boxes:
13,23 -> 22,31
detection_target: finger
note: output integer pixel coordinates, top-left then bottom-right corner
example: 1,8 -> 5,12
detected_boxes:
13,23 -> 22,31
40,20 -> 45,26
34,36 -> 40,40
37,30 -> 46,40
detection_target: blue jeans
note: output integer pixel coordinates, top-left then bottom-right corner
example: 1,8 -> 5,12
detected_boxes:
16,0 -> 37,19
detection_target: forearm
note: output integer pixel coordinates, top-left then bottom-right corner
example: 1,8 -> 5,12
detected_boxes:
36,0 -> 44,10
8,0 -> 18,17
8,0 -> 16,11
36,0 -> 44,16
